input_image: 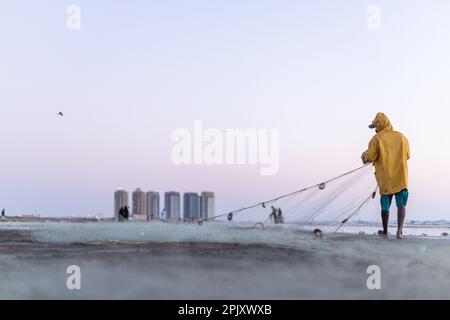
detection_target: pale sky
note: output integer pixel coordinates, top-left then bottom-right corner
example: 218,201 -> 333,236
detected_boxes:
1,0 -> 450,220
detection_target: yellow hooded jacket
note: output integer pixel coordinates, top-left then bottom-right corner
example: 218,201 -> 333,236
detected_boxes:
363,113 -> 410,195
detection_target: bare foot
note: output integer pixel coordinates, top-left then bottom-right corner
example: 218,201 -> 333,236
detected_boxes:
396,230 -> 404,239
378,230 -> 388,238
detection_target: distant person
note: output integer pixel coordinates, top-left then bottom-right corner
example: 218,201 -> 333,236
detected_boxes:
118,206 -> 129,221
362,113 -> 410,239
277,208 -> 284,224
123,206 -> 129,220
118,207 -> 124,222
1,208 -> 5,219
270,206 -> 278,223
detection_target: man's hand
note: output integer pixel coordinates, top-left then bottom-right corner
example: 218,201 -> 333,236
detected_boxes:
361,153 -> 367,164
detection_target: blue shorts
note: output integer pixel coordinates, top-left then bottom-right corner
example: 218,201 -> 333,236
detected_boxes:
380,189 -> 409,214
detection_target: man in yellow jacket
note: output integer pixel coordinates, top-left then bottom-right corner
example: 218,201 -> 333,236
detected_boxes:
362,113 -> 410,239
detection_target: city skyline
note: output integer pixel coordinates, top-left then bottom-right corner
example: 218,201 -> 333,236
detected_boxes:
115,189 -> 215,221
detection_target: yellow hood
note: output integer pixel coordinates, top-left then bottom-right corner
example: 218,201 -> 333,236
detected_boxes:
371,112 -> 393,133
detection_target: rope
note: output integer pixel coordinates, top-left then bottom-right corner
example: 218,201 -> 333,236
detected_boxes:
334,185 -> 378,233
200,164 -> 371,224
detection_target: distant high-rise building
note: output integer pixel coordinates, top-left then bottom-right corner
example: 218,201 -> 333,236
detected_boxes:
146,191 -> 160,220
132,188 -> 147,217
164,191 -> 181,222
183,192 -> 200,221
114,189 -> 129,220
200,191 -> 215,219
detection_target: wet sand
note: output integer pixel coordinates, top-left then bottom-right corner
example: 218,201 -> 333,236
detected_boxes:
0,233 -> 365,299
1,226 -> 450,299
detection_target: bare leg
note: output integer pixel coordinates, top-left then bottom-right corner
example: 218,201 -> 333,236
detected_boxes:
378,212 -> 389,237
397,205 -> 406,239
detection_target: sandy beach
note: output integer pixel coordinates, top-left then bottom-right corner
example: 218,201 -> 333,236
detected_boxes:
1,221 -> 450,299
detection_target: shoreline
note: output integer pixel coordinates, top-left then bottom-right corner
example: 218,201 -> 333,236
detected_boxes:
0,216 -> 112,223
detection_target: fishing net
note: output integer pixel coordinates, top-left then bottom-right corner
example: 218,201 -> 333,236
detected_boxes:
203,165 -> 379,230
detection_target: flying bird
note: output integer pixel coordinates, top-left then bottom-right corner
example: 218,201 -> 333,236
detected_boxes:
57,112 -> 64,117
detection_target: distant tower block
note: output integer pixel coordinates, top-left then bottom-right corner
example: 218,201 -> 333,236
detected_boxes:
183,192 -> 200,222
200,191 -> 215,219
114,189 -> 129,220
164,191 -> 181,222
132,188 -> 147,218
146,191 -> 160,220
